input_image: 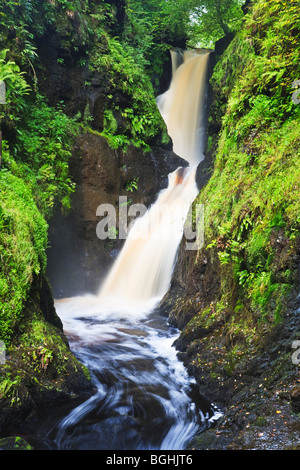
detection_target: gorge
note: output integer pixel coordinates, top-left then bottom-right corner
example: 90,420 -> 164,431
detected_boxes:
24,49 -> 219,450
0,0 -> 299,452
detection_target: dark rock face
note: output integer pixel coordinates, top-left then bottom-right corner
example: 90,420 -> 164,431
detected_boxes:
39,275 -> 63,331
36,32 -> 109,129
291,385 -> 300,413
159,236 -> 221,328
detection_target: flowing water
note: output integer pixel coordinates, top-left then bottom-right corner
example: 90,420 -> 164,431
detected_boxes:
157,50 -> 210,166
29,50 -> 222,450
29,301 -> 219,450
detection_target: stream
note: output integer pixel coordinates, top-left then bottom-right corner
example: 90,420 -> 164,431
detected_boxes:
25,298 -> 221,450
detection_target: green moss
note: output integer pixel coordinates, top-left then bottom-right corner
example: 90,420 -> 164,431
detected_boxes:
0,313 -> 91,408
254,416 -> 267,427
0,172 -> 48,344
198,0 -> 300,323
0,436 -> 34,450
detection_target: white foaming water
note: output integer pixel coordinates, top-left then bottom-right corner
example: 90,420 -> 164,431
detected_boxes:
53,300 -> 211,450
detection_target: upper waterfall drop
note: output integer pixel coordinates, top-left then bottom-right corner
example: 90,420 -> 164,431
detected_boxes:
157,50 -> 210,167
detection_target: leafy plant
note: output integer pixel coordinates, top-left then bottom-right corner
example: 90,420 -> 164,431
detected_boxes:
126,178 -> 139,193
0,49 -> 31,125
188,0 -> 245,48
6,94 -> 79,217
90,34 -> 167,149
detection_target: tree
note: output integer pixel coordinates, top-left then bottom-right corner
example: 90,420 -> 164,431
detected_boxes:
126,0 -> 192,46
126,0 -> 245,49
188,0 -> 245,47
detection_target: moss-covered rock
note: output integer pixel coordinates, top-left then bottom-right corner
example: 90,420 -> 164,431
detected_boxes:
0,436 -> 34,450
0,271 -> 93,436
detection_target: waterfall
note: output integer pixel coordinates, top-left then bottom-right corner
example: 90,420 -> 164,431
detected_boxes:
57,50 -> 211,316
157,50 -> 210,167
97,166 -> 198,306
46,49 -> 217,451
97,50 -> 210,312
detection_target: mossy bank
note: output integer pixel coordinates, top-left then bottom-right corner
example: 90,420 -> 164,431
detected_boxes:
0,172 -> 93,435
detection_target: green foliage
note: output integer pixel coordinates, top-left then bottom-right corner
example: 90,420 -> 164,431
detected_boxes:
0,0 -> 57,48
223,0 -> 300,133
125,0 -> 244,51
91,33 -> 167,149
126,178 -> 139,193
188,0 -> 245,48
0,49 -> 31,125
0,172 -> 48,344
126,0 -> 191,47
0,315 -> 91,406
8,94 -> 78,216
196,0 -> 300,329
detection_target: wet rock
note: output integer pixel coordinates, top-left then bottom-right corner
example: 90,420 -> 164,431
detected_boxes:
291,385 -> 300,413
161,244 -> 221,329
189,428 -> 232,450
